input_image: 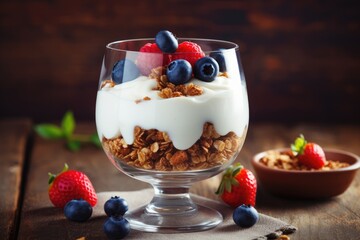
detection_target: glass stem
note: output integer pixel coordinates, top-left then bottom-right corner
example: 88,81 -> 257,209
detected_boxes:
145,185 -> 197,216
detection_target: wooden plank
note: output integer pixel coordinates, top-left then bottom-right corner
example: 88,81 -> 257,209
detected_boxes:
17,123 -> 360,239
0,119 -> 32,240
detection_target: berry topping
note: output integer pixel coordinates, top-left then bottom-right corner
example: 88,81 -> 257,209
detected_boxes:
64,199 -> 92,222
194,57 -> 219,82
210,50 -> 227,72
233,204 -> 259,228
103,216 -> 130,239
291,134 -> 326,169
137,43 -> 171,75
104,196 -> 129,217
171,41 -> 205,67
48,164 -> 97,208
216,163 -> 257,207
166,59 -> 192,85
112,59 -> 140,84
155,30 -> 178,53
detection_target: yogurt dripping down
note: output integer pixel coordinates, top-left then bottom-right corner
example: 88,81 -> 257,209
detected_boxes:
96,75 -> 248,150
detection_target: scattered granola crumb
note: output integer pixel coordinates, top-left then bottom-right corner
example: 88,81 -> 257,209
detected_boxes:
219,71 -> 229,78
100,79 -> 115,89
277,235 -> 290,240
135,96 -> 152,104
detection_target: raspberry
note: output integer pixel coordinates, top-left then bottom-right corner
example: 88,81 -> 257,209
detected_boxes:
171,41 -> 205,67
140,42 -> 161,53
137,43 -> 170,75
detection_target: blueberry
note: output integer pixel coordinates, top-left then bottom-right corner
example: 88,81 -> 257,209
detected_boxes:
103,216 -> 130,239
64,199 -> 92,222
112,59 -> 140,84
166,59 -> 192,85
233,204 -> 259,228
210,50 -> 227,72
194,56 -> 219,82
104,196 -> 129,217
155,30 -> 178,53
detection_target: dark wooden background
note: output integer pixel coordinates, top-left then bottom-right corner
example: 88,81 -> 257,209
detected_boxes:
1,0 -> 359,124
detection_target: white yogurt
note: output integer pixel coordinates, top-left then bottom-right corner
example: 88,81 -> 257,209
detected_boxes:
96,75 -> 249,150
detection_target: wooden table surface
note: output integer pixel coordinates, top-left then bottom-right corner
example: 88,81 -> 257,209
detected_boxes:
1,119 -> 359,240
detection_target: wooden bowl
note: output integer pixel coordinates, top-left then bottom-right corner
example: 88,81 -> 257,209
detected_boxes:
251,148 -> 360,199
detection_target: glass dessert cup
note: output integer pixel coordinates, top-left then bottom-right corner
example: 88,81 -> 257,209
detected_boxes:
96,38 -> 249,233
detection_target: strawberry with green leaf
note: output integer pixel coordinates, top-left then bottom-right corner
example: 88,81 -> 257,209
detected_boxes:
291,134 -> 326,169
48,164 -> 97,208
216,163 -> 257,207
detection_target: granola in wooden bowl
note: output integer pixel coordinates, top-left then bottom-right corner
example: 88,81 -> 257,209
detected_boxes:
251,135 -> 360,199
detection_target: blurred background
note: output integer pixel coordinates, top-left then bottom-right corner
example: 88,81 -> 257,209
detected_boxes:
0,0 -> 359,124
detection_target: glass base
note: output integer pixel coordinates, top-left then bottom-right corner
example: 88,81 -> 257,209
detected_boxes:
124,186 -> 223,233
125,204 -> 223,233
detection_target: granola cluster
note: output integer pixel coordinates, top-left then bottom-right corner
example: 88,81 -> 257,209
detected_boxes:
102,122 -> 242,171
149,66 -> 203,99
260,150 -> 350,171
100,66 -> 205,101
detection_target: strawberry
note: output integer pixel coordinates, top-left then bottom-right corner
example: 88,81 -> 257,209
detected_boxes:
291,134 -> 326,169
216,163 -> 257,207
48,164 -> 97,208
136,43 -> 171,75
171,41 -> 205,67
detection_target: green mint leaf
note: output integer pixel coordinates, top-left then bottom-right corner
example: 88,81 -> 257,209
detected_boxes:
61,111 -> 75,138
34,111 -> 100,152
90,133 -> 102,148
34,124 -> 63,139
66,140 -> 81,151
